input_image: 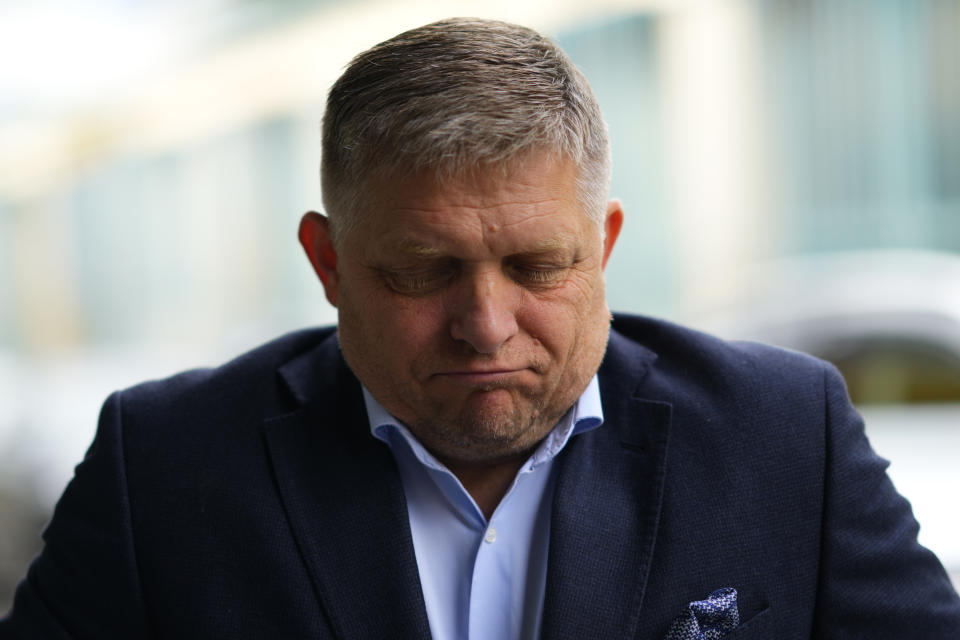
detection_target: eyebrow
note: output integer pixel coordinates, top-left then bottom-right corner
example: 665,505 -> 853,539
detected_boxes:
395,240 -> 443,257
525,235 -> 570,253
392,233 -> 575,258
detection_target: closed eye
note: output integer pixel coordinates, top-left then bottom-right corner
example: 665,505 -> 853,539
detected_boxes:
507,263 -> 570,288
378,263 -> 457,295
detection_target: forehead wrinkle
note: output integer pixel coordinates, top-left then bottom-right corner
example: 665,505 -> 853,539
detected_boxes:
391,195 -> 562,216
386,198 -> 573,241
494,208 -> 568,231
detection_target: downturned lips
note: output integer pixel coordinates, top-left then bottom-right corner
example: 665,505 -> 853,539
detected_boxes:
432,368 -> 532,386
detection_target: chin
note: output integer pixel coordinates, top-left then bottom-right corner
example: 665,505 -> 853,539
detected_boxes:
443,403 -> 549,458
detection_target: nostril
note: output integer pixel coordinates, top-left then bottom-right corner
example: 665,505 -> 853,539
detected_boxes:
450,314 -> 516,354
447,269 -> 521,353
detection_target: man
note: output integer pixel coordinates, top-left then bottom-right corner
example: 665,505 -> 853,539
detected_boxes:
2,17 -> 959,640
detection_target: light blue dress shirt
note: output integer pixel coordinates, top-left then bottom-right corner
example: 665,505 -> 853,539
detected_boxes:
365,377 -> 603,640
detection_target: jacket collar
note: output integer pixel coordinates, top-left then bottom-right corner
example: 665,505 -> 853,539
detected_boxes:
264,333 -> 431,640
264,328 -> 672,639
542,329 -> 672,639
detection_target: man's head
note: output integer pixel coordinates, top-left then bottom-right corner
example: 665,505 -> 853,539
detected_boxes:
300,18 -> 623,470
319,17 -> 612,243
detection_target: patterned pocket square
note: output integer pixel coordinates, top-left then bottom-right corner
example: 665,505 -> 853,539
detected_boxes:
663,587 -> 740,640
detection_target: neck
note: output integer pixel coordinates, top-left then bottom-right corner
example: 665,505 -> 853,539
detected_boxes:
444,455 -> 529,520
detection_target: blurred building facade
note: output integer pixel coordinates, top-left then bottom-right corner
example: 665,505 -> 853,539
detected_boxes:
2,0 -> 959,352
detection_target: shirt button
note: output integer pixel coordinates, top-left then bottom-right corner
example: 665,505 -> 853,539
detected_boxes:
484,526 -> 497,544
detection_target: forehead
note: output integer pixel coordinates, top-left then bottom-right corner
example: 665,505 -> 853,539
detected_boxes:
353,155 -> 591,251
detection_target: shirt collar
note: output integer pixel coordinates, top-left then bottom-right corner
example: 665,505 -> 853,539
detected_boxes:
364,376 -> 604,473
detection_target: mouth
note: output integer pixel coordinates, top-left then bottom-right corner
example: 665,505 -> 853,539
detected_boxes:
433,368 -> 530,386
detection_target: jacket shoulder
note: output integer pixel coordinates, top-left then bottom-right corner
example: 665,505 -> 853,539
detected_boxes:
118,326 -> 337,417
609,312 -> 830,395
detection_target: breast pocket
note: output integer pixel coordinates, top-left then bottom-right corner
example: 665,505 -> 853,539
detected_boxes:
724,606 -> 772,638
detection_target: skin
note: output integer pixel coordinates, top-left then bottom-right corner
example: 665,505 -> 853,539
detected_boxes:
299,154 -> 623,516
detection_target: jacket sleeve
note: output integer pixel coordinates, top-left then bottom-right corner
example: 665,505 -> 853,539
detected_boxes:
0,391 -> 153,639
813,363 -> 960,636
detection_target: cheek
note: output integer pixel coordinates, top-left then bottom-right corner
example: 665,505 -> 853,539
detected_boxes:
375,297 -> 448,357
521,274 -> 605,342
516,297 -> 580,356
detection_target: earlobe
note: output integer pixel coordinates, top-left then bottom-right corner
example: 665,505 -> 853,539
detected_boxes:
298,211 -> 340,306
601,199 -> 624,270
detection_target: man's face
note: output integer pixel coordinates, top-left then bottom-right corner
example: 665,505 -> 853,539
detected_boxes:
301,154 -> 622,467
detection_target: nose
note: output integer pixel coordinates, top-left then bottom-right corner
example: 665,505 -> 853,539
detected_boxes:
448,268 -> 520,354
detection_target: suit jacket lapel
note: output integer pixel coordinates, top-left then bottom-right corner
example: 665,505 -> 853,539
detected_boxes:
263,334 -> 431,640
542,329 -> 672,639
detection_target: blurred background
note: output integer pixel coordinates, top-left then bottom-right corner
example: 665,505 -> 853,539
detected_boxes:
1,0 -> 958,612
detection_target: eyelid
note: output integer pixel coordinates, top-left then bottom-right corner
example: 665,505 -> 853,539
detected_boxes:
507,262 -> 570,286
378,262 -> 457,294
378,254 -> 575,293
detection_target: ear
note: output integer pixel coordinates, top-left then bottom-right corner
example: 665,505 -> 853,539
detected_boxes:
601,199 -> 623,270
298,211 -> 340,307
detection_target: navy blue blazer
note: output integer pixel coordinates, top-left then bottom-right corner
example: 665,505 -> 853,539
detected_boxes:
3,314 -> 959,638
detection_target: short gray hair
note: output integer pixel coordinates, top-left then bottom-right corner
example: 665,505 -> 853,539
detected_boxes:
321,17 -> 611,242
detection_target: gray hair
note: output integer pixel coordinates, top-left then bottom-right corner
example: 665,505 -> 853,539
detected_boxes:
320,17 -> 611,242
